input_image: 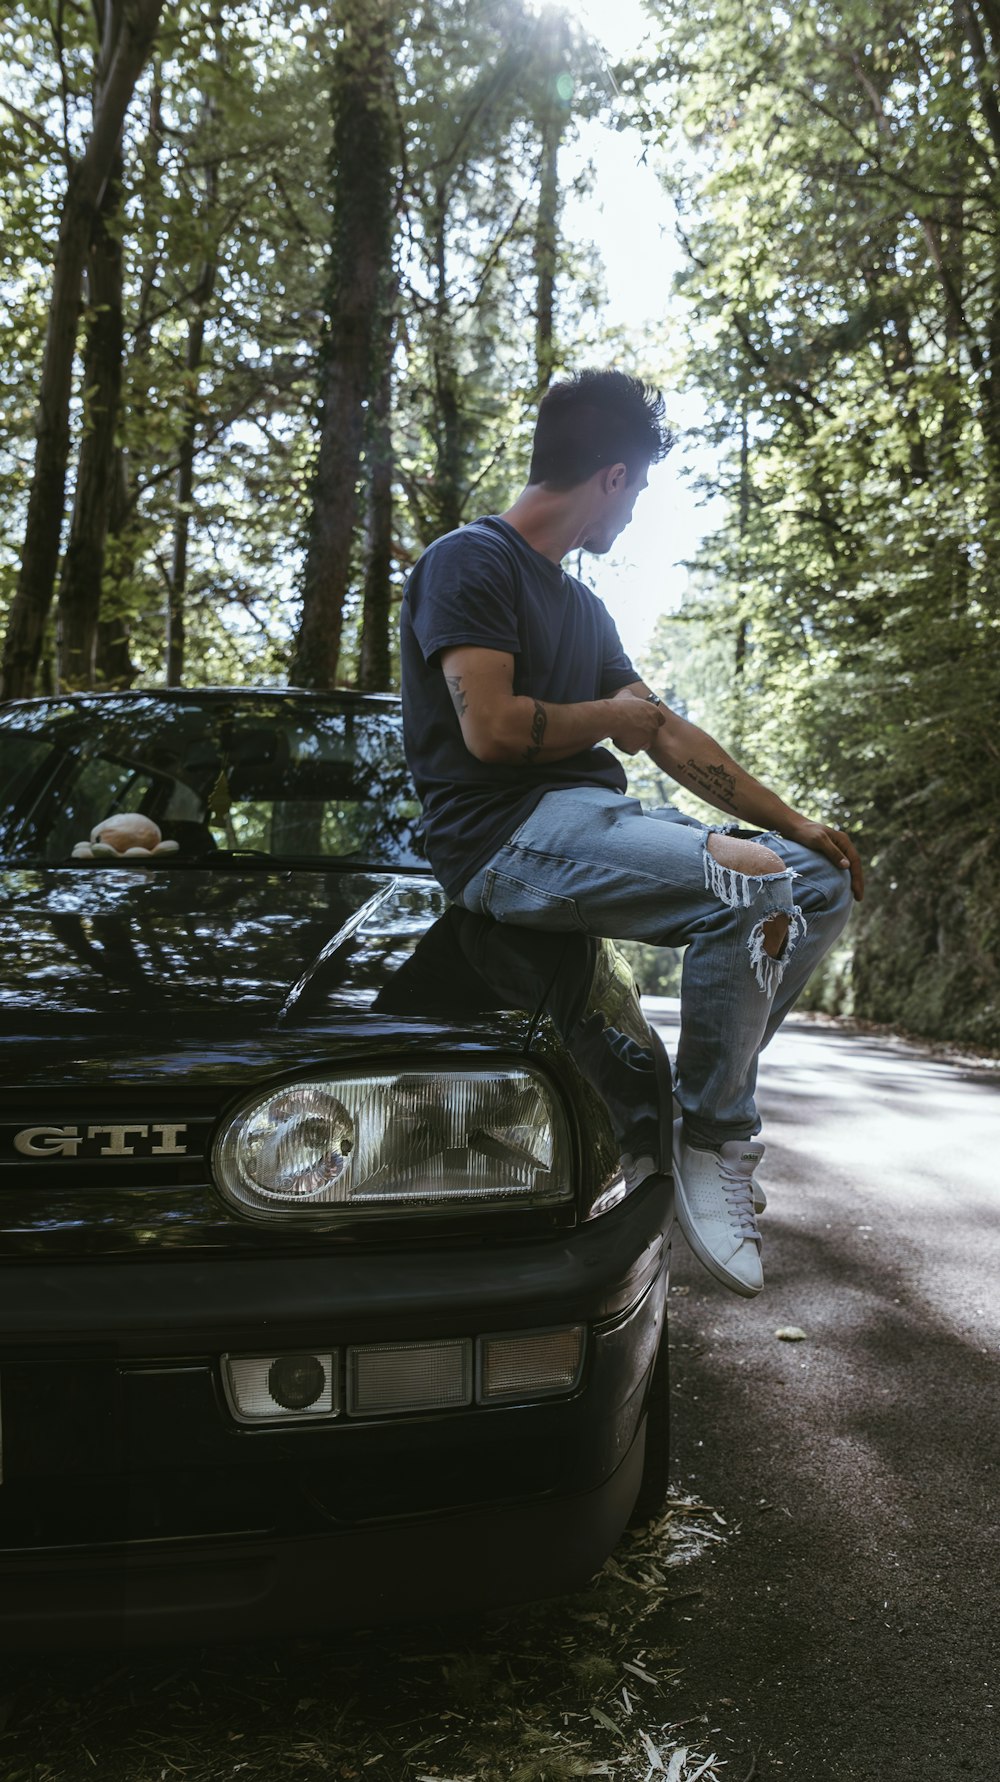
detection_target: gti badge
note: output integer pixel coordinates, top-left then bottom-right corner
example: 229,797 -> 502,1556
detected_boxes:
13,1125 -> 189,1158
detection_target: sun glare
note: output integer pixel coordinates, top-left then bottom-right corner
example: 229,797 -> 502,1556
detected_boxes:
568,0 -> 654,61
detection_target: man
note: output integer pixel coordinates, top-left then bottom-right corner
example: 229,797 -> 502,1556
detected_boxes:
400,369 -> 862,1298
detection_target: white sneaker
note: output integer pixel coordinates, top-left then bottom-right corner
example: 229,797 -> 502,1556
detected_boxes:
672,1096 -> 766,1213
672,1118 -> 764,1298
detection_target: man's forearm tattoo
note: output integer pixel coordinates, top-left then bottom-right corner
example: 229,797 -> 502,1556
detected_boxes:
445,674 -> 468,718
521,700 -> 547,764
682,757 -> 740,811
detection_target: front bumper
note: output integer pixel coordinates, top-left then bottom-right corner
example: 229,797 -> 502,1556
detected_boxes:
0,1428 -> 651,1649
0,1174 -> 672,1645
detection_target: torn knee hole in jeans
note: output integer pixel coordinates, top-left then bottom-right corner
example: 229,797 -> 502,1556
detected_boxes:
702,840 -> 806,995
749,906 -> 807,994
761,911 -> 790,959
703,843 -> 794,910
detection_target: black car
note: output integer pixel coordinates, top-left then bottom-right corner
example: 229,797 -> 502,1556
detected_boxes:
0,688 -> 674,1647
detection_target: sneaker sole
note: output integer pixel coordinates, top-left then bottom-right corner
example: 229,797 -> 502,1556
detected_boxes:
671,1126 -> 763,1299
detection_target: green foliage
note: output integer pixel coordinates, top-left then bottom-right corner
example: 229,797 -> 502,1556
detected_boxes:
1,0 -> 620,691
635,0 -> 1000,1046
1,0 -> 331,684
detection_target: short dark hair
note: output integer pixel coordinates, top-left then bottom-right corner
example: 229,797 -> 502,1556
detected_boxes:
527,368 -> 674,489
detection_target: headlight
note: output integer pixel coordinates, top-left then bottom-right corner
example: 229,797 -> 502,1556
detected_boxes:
213,1067 -> 571,1219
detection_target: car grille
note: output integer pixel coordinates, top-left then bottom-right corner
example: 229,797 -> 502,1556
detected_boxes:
0,1088 -> 220,1189
0,1085 -> 240,1256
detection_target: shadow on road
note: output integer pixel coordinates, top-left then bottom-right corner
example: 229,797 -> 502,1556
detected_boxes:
666,1124 -> 999,1781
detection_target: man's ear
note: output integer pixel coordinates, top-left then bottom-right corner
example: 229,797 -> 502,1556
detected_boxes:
604,461 -> 628,493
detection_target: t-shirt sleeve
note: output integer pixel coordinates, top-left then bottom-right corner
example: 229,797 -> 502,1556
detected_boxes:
406,534 -> 521,663
597,604 -> 638,695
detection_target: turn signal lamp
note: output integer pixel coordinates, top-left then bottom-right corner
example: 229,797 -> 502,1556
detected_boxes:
478,1328 -> 584,1402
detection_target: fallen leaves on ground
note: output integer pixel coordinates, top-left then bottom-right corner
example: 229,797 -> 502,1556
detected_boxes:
0,1497 -> 734,1782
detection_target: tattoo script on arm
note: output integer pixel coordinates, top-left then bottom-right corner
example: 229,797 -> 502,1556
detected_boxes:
521,700 -> 547,764
682,757 -> 740,812
445,673 -> 468,718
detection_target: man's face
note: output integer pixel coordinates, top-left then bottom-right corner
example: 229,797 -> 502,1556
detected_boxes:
581,464 -> 649,555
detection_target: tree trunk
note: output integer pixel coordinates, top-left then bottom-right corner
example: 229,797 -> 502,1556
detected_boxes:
534,113 -> 561,394
56,141 -> 125,690
430,196 -> 464,539
959,0 -> 1000,477
96,62 -> 163,691
97,616 -> 137,689
358,315 -> 395,690
167,242 -> 218,685
0,0 -> 165,704
167,26 -> 222,687
291,0 -> 397,690
93,451 -> 138,685
532,15 -> 569,394
732,382 -> 751,750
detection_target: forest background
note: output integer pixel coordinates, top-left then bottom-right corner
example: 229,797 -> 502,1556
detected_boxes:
1,0 -> 998,1048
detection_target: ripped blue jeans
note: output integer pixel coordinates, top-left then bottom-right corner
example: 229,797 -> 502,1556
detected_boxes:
458,786 -> 854,1148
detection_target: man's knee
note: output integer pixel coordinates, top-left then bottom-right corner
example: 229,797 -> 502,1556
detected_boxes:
794,845 -> 854,917
706,830 -> 785,878
761,911 -> 790,958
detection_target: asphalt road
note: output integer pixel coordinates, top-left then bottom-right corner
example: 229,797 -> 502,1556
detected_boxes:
649,1003 -> 1000,1781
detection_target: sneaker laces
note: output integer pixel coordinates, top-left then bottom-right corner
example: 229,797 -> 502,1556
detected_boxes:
717,1158 -> 761,1245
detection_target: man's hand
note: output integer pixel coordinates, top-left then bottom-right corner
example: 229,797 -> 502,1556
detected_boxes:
608,686 -> 667,754
782,817 -> 865,901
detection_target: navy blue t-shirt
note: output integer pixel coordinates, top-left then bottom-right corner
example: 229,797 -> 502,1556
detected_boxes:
400,515 -> 637,898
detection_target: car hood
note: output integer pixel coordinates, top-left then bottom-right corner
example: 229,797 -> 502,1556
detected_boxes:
0,865 -> 464,1028
0,867 -> 664,1256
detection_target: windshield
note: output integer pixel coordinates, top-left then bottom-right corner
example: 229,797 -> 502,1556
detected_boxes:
0,693 -> 427,869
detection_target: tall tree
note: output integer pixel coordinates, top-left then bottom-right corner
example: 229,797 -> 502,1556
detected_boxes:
530,11 -> 573,393
166,28 -> 223,686
396,2 -> 574,548
290,0 -> 399,690
55,128 -> 125,691
93,57 -> 165,691
357,295 -> 396,691
0,0 -> 165,703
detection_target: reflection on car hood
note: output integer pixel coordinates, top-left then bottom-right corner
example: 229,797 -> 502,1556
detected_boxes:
0,866 -> 669,1255
0,866 -> 459,1025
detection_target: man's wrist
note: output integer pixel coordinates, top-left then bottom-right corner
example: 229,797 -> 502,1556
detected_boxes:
771,808 -> 814,844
